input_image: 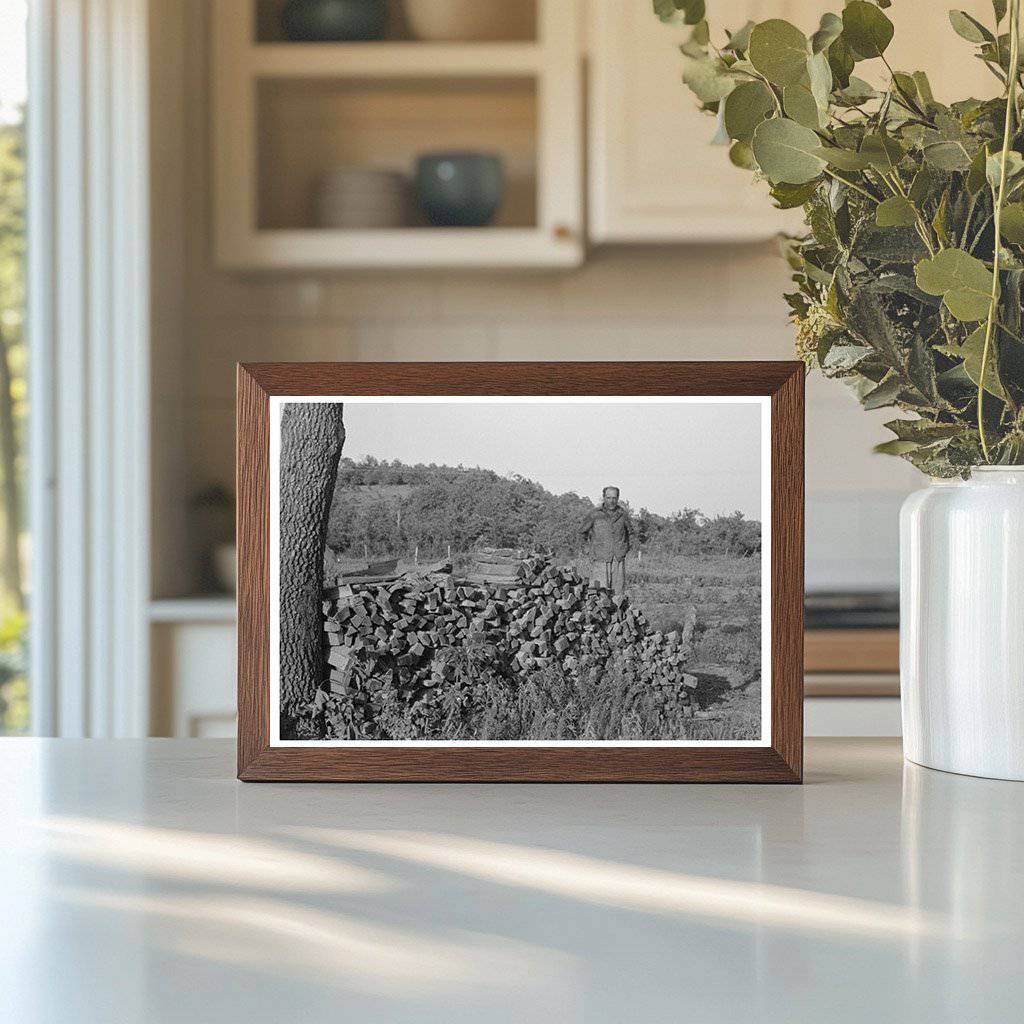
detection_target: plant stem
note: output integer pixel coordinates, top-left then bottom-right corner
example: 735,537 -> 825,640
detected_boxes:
750,69 -> 783,116
979,0 -> 1021,463
821,167 -> 879,203
880,54 -> 930,120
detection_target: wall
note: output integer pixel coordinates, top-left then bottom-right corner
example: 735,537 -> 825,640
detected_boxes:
152,0 -> 919,599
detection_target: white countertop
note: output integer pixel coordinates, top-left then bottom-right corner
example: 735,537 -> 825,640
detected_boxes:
1,738 -> 1021,1023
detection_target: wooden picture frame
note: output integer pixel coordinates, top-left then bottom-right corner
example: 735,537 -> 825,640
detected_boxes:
237,362 -> 804,782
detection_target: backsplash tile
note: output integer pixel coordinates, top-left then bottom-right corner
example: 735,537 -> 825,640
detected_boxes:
180,247 -> 917,591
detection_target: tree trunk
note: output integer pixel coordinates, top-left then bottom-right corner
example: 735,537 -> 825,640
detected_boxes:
279,402 -> 344,727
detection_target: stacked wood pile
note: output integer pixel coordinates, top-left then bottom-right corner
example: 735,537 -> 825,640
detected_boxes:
321,549 -> 697,733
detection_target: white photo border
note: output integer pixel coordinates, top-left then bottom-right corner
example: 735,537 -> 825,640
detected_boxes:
269,395 -> 772,748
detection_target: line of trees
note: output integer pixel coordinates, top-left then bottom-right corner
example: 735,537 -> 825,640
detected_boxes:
327,457 -> 760,560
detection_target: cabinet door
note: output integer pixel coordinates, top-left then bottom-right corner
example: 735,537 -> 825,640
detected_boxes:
588,1 -> 814,243
588,1 -> 998,244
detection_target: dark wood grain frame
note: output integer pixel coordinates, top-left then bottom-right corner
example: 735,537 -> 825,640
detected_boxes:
237,362 -> 804,782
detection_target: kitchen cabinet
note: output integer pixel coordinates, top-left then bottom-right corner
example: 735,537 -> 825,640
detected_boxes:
587,0 -> 998,244
211,0 -> 583,269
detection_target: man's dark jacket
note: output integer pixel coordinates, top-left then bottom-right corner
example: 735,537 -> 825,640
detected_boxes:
580,505 -> 632,561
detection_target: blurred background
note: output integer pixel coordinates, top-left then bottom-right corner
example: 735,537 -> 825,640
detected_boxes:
0,0 -> 999,740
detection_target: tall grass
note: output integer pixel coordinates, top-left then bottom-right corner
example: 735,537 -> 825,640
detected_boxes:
319,645 -> 761,742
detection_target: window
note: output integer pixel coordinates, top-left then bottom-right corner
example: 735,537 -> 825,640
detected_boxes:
0,0 -> 28,734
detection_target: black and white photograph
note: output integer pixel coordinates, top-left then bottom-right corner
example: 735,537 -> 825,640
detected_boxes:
271,396 -> 770,745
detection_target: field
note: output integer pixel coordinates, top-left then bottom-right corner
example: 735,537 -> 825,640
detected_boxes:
312,458 -> 763,742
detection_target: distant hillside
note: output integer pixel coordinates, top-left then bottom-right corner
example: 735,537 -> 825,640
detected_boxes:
328,456 -> 760,560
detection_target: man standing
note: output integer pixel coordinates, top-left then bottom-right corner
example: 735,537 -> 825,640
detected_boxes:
580,486 -> 632,594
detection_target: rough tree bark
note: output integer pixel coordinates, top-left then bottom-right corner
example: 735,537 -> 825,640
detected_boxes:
279,401 -> 344,730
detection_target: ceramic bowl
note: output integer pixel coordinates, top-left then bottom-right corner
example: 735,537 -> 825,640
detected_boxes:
280,0 -> 388,42
414,152 -> 505,228
403,0 -> 534,42
315,168 -> 409,228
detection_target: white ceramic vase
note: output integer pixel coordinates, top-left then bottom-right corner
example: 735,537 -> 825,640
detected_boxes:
900,467 -> 1024,780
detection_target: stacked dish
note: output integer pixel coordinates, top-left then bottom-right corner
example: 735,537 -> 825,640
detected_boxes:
314,167 -> 409,228
403,0 -> 534,41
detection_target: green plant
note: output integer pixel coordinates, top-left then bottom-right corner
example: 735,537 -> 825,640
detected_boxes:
661,0 -> 1024,475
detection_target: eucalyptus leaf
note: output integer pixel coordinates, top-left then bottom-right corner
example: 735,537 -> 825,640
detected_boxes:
908,334 -> 941,402
847,284 -> 910,371
815,146 -> 872,170
770,179 -> 821,209
724,81 -> 775,144
892,72 -> 919,102
827,35 -> 855,89
875,196 -> 918,228
728,140 -> 758,170
681,0 -> 705,25
711,105 -> 731,145
822,342 -> 874,373
860,133 -> 906,173
862,375 -> 902,409
783,83 -> 822,129
967,143 -> 993,193
1000,202 -> 1024,242
842,1 -> 895,60
912,71 -> 935,105
948,10 -> 993,44
752,117 -> 827,184
909,165 -> 937,205
724,20 -> 755,53
748,19 -> 810,87
682,55 -> 737,103
915,249 -> 994,321
923,141 -> 973,171
854,226 -> 929,263
836,76 -> 878,105
653,0 -> 677,24
810,12 -> 843,54
986,150 -> 1024,190
958,324 -> 1007,398
885,419 -> 963,443
874,438 -> 921,455
653,0 -> 705,25
807,51 -> 833,111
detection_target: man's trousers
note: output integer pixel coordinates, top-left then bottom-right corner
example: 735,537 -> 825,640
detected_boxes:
591,557 -> 627,594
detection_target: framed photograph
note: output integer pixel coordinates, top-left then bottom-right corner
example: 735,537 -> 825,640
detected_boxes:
237,362 -> 803,782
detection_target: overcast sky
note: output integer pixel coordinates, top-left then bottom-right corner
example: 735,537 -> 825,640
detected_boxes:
319,399 -> 763,520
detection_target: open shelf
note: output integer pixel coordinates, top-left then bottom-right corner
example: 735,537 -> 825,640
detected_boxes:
249,42 -> 544,77
257,76 -> 537,232
213,0 -> 581,268
222,227 -> 578,269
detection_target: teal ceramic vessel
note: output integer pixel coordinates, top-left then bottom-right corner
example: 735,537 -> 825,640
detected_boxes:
415,152 -> 505,227
280,0 -> 388,42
